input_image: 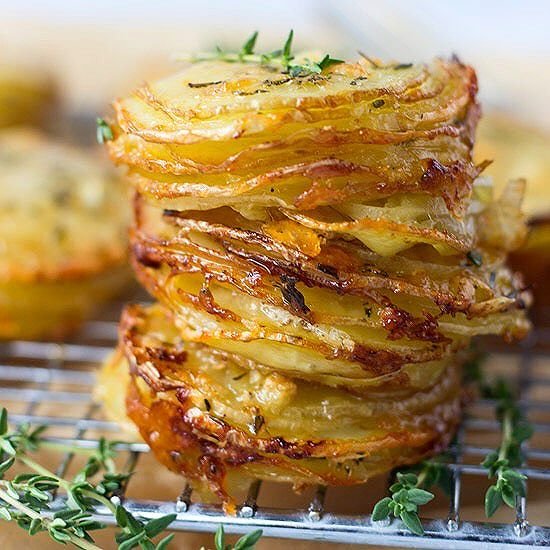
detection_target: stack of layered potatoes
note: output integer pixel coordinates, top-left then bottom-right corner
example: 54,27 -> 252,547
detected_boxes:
476,114 -> 550,324
99,56 -> 530,511
0,66 -> 57,129
0,129 -> 130,340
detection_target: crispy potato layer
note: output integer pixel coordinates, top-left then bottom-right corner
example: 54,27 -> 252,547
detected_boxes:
100,304 -> 462,510
100,53 -> 531,506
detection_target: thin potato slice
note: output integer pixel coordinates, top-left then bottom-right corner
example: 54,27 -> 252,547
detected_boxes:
113,58 -> 476,143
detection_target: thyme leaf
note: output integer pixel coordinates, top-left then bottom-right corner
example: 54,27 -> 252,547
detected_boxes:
241,31 -> 259,57
278,274 -> 310,315
212,524 -> 263,550
0,407 -> 175,549
178,30 -> 343,78
480,379 -> 533,517
466,250 -> 483,267
96,118 -> 113,144
371,470 -> 434,535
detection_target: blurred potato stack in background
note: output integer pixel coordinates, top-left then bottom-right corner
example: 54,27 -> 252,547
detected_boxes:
0,129 -> 131,340
0,60 -> 131,340
98,47 -> 531,509
476,115 -> 550,325
0,65 -> 57,130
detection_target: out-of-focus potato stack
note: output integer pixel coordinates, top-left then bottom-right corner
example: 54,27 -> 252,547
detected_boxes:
0,65 -> 57,129
0,129 -> 130,339
0,61 -> 133,340
476,114 -> 550,325
99,54 -> 530,510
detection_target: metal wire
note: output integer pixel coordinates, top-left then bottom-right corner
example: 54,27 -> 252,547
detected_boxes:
1,304 -> 550,548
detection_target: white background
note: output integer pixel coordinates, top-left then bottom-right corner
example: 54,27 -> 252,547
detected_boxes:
1,0 -> 549,126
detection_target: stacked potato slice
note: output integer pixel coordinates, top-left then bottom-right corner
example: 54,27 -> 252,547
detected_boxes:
99,55 -> 530,510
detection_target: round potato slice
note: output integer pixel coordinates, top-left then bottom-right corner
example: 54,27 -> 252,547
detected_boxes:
113,58 -> 476,143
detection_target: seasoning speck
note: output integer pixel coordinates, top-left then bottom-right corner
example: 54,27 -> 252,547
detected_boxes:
250,414 -> 265,435
466,250 -> 483,267
317,263 -> 338,279
188,80 -> 223,88
279,275 -> 310,315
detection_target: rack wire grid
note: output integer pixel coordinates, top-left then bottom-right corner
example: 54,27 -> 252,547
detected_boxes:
1,298 -> 550,550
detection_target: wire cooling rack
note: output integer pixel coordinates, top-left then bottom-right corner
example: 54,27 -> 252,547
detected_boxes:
1,299 -> 550,549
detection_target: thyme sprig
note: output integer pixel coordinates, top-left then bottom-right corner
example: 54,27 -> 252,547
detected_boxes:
371,468 -> 437,536
371,349 -> 534,535
211,524 -> 263,550
481,379 -> 533,517
464,350 -> 533,516
178,30 -> 344,77
0,407 -> 175,549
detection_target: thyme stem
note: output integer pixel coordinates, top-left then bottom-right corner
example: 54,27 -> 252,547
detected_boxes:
499,409 -> 514,462
81,489 -> 117,514
18,454 -> 62,480
0,407 -> 177,548
0,486 -> 102,550
481,378 -> 532,517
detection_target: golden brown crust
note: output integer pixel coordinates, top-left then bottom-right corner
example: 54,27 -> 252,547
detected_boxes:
126,379 -> 459,511
130,198 -> 530,364
112,58 -> 477,143
133,204 -> 516,315
108,58 -> 482,226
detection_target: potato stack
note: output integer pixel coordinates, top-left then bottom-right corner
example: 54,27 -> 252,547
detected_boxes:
476,114 -> 550,324
99,54 -> 530,510
0,129 -> 130,340
0,65 -> 57,129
